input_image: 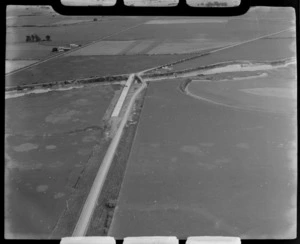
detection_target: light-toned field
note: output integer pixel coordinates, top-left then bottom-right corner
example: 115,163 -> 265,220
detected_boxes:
148,39 -> 234,54
240,87 -> 297,99
168,34 -> 296,72
6,43 -> 52,60
6,60 -> 38,74
127,40 -> 156,54
62,0 -> 116,6
65,38 -> 235,56
145,19 -> 228,24
62,0 -> 178,6
186,64 -> 297,114
6,15 -> 93,27
125,0 -> 178,6
52,19 -> 91,26
125,40 -> 154,54
187,0 -> 240,7
66,41 -> 136,56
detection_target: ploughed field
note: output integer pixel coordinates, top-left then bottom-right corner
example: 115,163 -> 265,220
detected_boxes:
5,83 -> 120,238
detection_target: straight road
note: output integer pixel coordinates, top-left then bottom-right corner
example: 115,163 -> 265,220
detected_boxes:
72,75 -> 147,236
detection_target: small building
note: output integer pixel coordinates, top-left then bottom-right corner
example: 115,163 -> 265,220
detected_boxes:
69,43 -> 79,48
58,46 -> 71,52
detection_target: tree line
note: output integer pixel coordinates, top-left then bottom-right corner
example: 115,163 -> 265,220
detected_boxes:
26,34 -> 51,42
198,1 -> 228,7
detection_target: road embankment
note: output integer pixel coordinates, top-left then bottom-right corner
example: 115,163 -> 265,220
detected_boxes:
86,86 -> 148,236
72,76 -> 147,236
142,57 -> 295,81
5,74 -> 129,93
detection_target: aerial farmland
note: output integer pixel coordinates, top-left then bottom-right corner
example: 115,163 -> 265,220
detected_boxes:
5,4 -> 297,240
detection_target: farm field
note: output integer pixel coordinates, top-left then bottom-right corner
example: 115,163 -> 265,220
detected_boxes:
6,14 -> 93,27
5,5 -> 297,239
165,31 -> 296,73
109,7 -> 297,238
6,60 -> 38,74
108,10 -> 293,43
7,17 -> 150,45
6,7 -> 151,63
147,39 -> 234,55
100,8 -> 294,57
187,0 -> 240,7
5,83 -> 120,238
62,0 -> 117,6
6,5 -> 57,18
5,54 -> 192,87
109,73 -> 297,238
66,41 -> 136,56
6,43 -> 54,60
125,0 -> 178,6
186,64 -> 296,114
66,39 -> 230,56
62,0 -> 178,6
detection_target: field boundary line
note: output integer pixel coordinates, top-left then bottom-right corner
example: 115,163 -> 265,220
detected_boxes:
5,21 -> 147,76
72,75 -> 147,236
118,40 -> 141,55
139,27 -> 294,75
141,39 -> 164,54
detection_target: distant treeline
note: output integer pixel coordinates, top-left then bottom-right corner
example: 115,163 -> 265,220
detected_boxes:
6,74 -> 129,92
199,1 -> 228,7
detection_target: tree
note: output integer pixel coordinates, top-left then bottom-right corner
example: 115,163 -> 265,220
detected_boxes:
34,34 -> 41,42
214,1 -> 220,7
26,35 -> 32,42
46,35 -> 51,41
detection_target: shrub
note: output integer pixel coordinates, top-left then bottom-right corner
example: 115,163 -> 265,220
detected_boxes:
103,227 -> 109,234
107,211 -> 114,218
106,199 -> 117,208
